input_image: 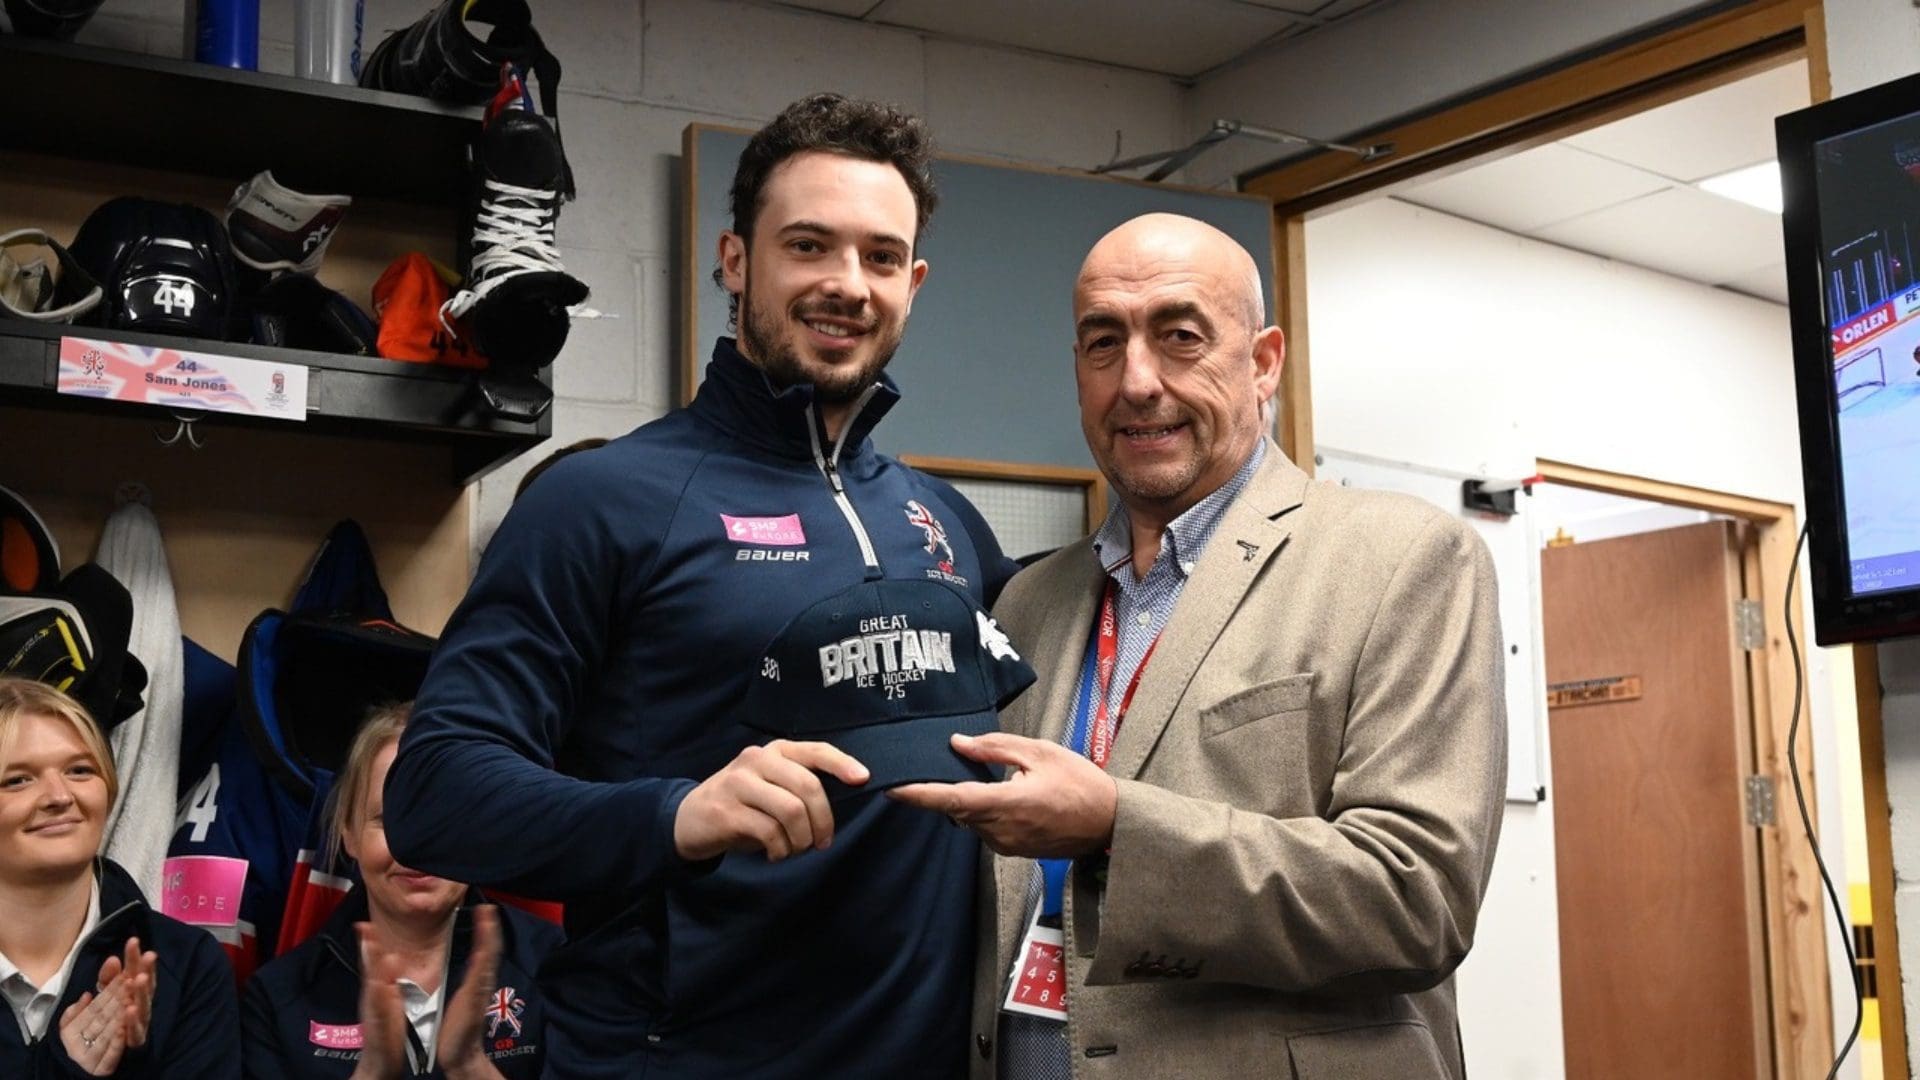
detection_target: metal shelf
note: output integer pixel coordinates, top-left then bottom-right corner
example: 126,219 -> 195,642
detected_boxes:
0,319 -> 545,485
0,34 -> 481,206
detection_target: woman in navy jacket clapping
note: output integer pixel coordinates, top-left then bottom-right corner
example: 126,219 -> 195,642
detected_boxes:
242,704 -> 558,1080
0,676 -> 239,1079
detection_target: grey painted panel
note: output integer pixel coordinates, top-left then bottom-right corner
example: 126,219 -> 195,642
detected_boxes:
690,127 -> 1276,469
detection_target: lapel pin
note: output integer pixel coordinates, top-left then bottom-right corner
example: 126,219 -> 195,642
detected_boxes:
1237,540 -> 1259,562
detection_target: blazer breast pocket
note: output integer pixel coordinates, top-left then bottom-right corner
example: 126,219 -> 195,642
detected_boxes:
1287,1020 -> 1449,1079
1199,672 -> 1315,739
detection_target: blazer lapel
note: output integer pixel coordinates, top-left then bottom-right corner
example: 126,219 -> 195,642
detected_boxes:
995,544 -> 1104,932
1005,544 -> 1105,746
1105,447 -> 1311,781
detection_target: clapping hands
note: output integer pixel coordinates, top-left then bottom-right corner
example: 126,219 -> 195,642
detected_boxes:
434,905 -> 505,1080
58,937 -> 157,1077
350,906 -> 509,1080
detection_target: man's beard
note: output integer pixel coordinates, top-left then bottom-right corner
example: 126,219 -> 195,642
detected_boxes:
1089,407 -> 1211,508
739,277 -> 903,403
1108,452 -> 1207,505
1101,438 -> 1207,507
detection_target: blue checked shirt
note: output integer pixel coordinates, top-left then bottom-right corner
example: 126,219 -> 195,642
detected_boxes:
999,441 -> 1265,1079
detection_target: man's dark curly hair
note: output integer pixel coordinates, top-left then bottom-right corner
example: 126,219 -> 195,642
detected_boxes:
716,93 -> 939,328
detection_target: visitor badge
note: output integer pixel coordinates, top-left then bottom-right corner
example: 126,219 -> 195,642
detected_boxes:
1002,909 -> 1068,1022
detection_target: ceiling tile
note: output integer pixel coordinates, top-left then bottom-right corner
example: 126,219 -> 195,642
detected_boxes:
1293,0 -> 1390,17
1718,262 -> 1789,305
1232,0 -> 1377,25
1398,144 -> 1673,233
1563,60 -> 1812,181
1532,186 -> 1784,285
864,0 -> 1297,76
768,0 -> 881,16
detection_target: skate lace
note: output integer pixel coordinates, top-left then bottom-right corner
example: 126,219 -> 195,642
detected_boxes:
440,178 -> 566,327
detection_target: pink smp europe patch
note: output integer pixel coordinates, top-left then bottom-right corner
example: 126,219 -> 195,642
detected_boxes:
309,1021 -> 364,1049
720,514 -> 807,546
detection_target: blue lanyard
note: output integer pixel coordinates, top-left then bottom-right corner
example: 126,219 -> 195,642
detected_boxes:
1039,614 -> 1105,918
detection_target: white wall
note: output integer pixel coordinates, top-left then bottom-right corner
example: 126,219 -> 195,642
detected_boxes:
1310,202 -> 1802,494
1531,485 -> 1712,546
1308,197 -> 1850,1079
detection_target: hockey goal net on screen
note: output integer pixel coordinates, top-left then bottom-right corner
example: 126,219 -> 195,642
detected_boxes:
1837,346 -> 1886,409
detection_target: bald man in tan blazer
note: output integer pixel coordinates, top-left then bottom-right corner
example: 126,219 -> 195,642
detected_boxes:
894,214 -> 1507,1079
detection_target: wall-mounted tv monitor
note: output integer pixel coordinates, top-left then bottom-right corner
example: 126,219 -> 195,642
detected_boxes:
1781,70 -> 1920,644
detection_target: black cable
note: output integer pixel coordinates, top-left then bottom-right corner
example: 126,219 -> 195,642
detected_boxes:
1785,520 -> 1863,1079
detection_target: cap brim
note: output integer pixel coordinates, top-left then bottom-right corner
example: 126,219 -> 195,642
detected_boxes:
817,709 -> 1004,801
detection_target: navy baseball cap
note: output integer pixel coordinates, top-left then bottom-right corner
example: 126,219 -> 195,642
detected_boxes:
741,579 -> 1035,799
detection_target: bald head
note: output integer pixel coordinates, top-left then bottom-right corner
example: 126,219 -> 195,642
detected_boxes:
1078,213 -> 1265,333
1071,212 -> 1285,533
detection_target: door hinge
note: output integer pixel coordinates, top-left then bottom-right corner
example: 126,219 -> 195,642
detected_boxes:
1744,775 -> 1777,827
1735,599 -> 1765,651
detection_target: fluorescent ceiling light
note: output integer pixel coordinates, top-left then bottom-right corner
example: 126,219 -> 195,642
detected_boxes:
1697,161 -> 1781,213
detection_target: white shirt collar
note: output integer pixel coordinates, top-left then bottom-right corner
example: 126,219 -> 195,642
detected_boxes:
0,877 -> 102,1042
397,976 -> 446,1072
1091,439 -> 1268,580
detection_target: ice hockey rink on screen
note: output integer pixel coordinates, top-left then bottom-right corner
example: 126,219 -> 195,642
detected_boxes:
1833,289 -> 1920,569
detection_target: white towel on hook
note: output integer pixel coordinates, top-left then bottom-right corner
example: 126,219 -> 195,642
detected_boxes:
95,501 -> 183,902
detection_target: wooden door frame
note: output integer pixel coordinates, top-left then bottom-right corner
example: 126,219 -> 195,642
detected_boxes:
1236,1 -> 1854,1072
1855,643 -> 1905,1077
1537,459 -> 1834,1077
1244,1 -> 1817,218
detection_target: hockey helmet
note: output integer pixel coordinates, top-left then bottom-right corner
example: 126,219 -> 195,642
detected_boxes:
69,197 -> 238,341
3,0 -> 104,41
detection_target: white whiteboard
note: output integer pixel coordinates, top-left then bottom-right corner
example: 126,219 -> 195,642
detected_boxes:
1314,447 -> 1549,804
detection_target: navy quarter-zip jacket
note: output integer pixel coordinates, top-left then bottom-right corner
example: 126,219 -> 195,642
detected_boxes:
387,340 -> 1020,1078
0,858 -> 239,1080
241,888 -> 561,1078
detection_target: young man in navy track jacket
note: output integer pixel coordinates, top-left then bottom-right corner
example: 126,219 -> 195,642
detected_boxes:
383,94 -> 1020,1079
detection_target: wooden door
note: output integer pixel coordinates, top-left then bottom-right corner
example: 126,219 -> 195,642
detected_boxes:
1543,520 -> 1767,1079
